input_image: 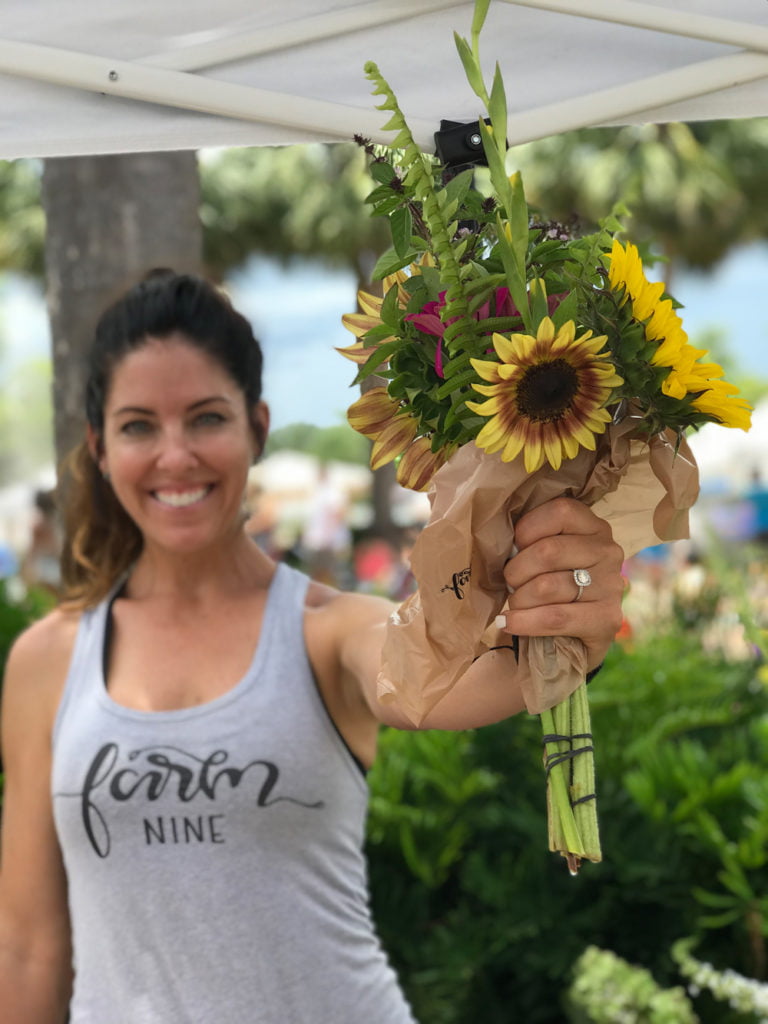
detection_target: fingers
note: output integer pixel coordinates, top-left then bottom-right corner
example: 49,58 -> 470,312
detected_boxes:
497,497 -> 625,669
505,502 -> 621,595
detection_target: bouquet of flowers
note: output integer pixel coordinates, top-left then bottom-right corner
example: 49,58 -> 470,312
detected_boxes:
339,0 -> 752,872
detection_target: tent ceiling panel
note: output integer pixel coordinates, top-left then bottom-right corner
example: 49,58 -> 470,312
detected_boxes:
0,0 -> 765,160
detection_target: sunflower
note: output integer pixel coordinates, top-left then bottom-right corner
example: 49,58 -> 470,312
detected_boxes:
336,255 -> 435,365
608,239 -> 688,367
466,318 -> 623,473
395,436 -> 452,491
346,386 -> 419,470
608,240 -> 752,431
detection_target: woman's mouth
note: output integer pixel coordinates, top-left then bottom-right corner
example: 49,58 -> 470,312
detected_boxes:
152,486 -> 212,508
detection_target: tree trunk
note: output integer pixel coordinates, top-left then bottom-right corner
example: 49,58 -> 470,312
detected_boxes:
41,151 -> 202,470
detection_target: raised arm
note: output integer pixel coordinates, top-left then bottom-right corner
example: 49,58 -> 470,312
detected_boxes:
340,497 -> 624,731
0,614 -> 77,1024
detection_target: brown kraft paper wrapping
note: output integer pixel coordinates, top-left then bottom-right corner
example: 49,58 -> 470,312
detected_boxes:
378,416 -> 699,725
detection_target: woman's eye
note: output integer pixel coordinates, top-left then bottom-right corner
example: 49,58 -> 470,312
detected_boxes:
193,411 -> 226,427
120,419 -> 153,436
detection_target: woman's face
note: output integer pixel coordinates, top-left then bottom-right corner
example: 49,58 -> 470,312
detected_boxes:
92,334 -> 268,556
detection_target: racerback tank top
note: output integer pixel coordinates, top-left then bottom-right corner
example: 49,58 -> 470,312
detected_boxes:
51,562 -> 417,1023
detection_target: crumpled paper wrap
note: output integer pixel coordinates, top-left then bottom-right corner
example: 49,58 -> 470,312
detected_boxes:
378,415 -> 700,725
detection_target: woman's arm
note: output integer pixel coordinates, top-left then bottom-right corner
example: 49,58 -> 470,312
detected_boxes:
0,614 -> 77,1024
339,497 -> 624,731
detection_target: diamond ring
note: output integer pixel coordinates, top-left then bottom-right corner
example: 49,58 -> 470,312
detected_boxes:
572,568 -> 592,602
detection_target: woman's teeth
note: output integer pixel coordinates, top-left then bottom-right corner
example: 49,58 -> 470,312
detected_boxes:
154,487 -> 210,507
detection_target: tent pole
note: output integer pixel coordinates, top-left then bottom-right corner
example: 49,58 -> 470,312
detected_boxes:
503,0 -> 768,53
0,38 -> 435,147
0,33 -> 764,153
504,51 -> 768,145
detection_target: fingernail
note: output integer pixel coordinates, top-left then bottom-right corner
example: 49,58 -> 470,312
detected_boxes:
495,614 -> 507,630
506,584 -> 515,595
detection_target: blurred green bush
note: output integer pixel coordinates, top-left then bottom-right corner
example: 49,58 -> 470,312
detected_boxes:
565,945 -> 697,1023
367,630 -> 768,1024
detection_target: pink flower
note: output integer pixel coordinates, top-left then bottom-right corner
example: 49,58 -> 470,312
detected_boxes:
404,288 -> 566,378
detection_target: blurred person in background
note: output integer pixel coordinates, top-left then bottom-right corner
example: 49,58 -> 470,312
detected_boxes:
20,489 -> 62,597
298,461 -> 352,585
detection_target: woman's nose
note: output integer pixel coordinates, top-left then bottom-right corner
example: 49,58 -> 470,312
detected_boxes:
155,428 -> 197,471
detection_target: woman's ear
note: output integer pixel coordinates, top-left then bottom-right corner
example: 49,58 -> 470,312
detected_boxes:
86,424 -> 106,475
250,401 -> 270,463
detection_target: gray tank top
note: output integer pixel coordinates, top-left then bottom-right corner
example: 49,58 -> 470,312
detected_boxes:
51,562 -> 417,1024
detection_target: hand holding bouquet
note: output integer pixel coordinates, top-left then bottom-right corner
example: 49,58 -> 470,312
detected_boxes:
339,0 -> 751,871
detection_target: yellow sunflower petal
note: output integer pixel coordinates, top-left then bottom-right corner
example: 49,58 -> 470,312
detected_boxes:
347,386 -> 400,438
356,290 -> 383,318
465,397 -> 501,416
335,341 -> 383,365
396,437 -> 447,491
542,433 -> 564,471
523,436 -> 545,473
470,357 -> 503,383
370,415 -> 419,470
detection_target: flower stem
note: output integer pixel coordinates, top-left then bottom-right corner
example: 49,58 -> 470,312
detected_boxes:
540,704 -> 586,867
569,682 -> 602,863
540,682 -> 602,873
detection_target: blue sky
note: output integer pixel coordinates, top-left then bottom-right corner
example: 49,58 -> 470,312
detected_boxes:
2,240 -> 768,433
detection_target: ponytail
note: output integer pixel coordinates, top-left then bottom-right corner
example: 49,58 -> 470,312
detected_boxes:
58,441 -> 142,609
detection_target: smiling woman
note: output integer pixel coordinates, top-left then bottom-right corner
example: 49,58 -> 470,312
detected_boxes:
91,337 -> 267,559
0,269 -> 626,1024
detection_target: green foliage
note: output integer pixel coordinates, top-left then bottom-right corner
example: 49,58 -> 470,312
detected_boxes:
673,937 -> 768,1022
368,729 -> 498,887
507,120 -> 768,270
367,630 -> 768,1023
0,159 -> 44,277
565,946 -> 697,1023
199,143 -> 389,277
265,421 -> 369,465
0,579 -> 50,682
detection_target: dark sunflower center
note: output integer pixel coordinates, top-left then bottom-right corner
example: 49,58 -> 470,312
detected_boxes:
516,359 -> 579,422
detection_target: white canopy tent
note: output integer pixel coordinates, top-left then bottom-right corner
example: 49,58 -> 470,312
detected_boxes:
0,0 -> 766,161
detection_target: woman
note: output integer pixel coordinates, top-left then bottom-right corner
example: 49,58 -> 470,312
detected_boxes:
0,271 -> 624,1023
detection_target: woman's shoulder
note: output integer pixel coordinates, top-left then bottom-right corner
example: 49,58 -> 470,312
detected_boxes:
3,605 -> 81,701
304,577 -> 394,625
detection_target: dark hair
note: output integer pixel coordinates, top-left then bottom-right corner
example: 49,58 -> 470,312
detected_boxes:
61,270 -> 265,608
85,269 -> 263,431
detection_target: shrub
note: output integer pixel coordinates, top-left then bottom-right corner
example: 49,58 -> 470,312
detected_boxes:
367,629 -> 768,1023
565,945 -> 697,1023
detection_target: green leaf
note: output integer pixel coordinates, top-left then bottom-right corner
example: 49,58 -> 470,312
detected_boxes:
529,279 -> 549,328
378,281 -> 401,329
453,33 -> 488,102
359,323 -> 395,344
355,339 -> 403,381
442,352 -> 472,379
371,246 -> 420,280
390,205 -> 413,258
371,195 -> 410,218
507,171 -> 530,275
364,184 -> 393,206
368,161 -> 395,185
444,167 -> 475,209
488,64 -> 508,145
551,291 -> 579,330
436,367 -> 479,399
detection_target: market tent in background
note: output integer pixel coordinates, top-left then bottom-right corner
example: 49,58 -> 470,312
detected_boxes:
688,398 -> 768,493
0,0 -> 765,160
687,399 -> 768,544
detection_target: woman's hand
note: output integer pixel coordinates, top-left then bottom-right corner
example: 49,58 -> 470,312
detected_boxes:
497,497 -> 625,670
